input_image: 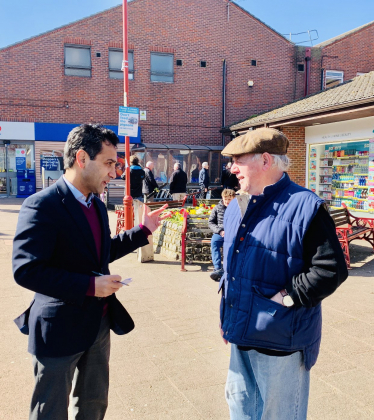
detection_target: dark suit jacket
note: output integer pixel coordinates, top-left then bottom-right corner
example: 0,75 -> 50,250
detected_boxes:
12,177 -> 149,358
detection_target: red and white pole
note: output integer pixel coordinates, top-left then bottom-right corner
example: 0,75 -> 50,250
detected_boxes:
122,0 -> 134,229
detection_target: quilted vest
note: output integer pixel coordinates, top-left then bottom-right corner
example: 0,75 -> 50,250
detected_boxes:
220,173 -> 324,370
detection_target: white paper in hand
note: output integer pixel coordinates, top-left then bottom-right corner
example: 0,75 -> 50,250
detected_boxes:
120,278 -> 133,286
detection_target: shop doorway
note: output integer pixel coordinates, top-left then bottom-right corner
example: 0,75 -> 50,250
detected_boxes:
0,142 -> 34,197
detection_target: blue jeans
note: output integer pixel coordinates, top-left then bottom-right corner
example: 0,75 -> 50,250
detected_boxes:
226,345 -> 310,420
211,233 -> 224,269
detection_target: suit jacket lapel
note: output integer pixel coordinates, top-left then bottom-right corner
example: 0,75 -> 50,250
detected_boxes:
93,196 -> 110,265
56,177 -> 99,263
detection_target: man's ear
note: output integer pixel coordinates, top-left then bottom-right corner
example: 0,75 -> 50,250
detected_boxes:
262,153 -> 272,171
76,150 -> 87,169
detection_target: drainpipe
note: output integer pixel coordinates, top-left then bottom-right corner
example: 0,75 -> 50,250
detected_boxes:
222,59 -> 227,146
304,48 -> 311,97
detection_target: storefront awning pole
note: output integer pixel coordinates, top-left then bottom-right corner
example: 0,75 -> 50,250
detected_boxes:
123,0 -> 134,229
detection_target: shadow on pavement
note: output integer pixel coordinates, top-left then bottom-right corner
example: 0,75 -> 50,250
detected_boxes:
348,242 -> 374,277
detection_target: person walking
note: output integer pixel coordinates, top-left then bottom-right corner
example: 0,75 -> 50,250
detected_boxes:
208,188 -> 236,281
12,124 -> 168,420
199,162 -> 210,198
121,155 -> 145,201
220,162 -> 239,190
219,127 -> 348,420
143,161 -> 158,202
169,162 -> 188,201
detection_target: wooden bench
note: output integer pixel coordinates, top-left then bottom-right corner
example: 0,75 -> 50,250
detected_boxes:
181,213 -> 212,271
329,203 -> 374,268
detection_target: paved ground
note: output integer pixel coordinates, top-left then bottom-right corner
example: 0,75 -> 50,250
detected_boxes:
0,197 -> 373,419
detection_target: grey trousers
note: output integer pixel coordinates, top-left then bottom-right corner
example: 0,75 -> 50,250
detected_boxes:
30,315 -> 111,420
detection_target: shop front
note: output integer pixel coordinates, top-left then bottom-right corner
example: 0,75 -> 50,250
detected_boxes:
305,116 -> 374,216
131,143 -> 228,186
0,122 -> 35,197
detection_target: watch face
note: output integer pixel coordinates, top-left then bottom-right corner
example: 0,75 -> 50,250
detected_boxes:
283,295 -> 294,307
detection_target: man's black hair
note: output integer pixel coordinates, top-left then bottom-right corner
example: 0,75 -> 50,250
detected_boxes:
64,124 -> 119,169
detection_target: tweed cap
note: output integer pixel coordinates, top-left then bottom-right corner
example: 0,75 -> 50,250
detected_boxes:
222,128 -> 289,156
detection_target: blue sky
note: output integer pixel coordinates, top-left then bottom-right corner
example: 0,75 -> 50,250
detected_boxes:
0,0 -> 373,49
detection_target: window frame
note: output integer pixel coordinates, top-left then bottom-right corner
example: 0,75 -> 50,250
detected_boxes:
325,70 -> 344,89
150,52 -> 174,83
108,48 -> 134,80
64,44 -> 92,77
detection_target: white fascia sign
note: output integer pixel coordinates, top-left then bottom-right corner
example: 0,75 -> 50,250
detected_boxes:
0,121 -> 35,140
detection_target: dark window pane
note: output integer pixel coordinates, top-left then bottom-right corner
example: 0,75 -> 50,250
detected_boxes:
151,53 -> 173,73
151,74 -> 173,82
65,47 -> 91,68
65,68 -> 91,77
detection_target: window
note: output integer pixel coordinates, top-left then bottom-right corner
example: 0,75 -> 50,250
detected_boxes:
325,70 -> 344,89
109,49 -> 134,80
64,45 -> 91,77
176,59 -> 183,66
297,64 -> 304,72
150,53 -> 174,82
200,60 -> 207,68
251,60 -> 257,67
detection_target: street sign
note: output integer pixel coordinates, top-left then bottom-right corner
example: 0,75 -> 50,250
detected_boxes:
118,106 -> 139,137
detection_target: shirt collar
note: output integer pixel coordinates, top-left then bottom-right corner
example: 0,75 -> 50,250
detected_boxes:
63,176 -> 94,208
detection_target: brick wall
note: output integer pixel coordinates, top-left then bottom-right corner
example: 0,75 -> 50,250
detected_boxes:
280,126 -> 306,187
0,0 -> 299,146
311,23 -> 374,93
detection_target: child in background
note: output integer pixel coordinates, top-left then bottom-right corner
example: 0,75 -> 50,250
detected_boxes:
208,188 -> 236,281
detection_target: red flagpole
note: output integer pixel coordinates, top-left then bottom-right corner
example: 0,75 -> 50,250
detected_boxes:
123,0 -> 134,229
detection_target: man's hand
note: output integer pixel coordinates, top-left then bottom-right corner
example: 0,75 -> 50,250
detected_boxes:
219,231 -> 225,237
94,275 -> 123,298
270,291 -> 284,305
142,203 -> 170,233
219,321 -> 228,345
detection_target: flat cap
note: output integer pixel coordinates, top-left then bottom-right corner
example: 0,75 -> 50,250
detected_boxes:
222,128 -> 289,156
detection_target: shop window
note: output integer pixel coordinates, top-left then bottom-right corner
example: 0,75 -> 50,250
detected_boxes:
325,70 -> 343,89
109,49 -> 134,80
190,150 -> 209,183
64,45 -> 91,77
210,152 -> 221,184
308,140 -> 374,214
145,150 -> 168,183
167,150 -> 190,181
150,53 -> 174,82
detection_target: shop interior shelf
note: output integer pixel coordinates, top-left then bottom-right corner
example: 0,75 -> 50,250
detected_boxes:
330,206 -> 371,213
319,166 -> 332,169
332,196 -> 366,201
333,186 -> 368,189
319,183 -> 332,185
329,155 -> 369,159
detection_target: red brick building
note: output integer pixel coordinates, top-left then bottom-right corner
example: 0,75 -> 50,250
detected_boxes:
0,1 -> 373,195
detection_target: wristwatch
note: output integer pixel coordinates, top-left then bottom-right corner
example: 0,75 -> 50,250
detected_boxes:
280,289 -> 294,307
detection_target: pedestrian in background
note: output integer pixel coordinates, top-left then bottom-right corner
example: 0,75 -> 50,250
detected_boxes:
221,162 -> 239,190
170,162 -> 188,201
199,161 -> 210,198
121,155 -> 145,201
12,124 -> 168,420
208,188 -> 236,281
219,127 -> 348,420
143,161 -> 158,202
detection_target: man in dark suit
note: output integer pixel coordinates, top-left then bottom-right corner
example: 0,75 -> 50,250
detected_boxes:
12,124 -> 167,420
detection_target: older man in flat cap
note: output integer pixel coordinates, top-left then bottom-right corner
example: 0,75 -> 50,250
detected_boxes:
218,127 -> 348,420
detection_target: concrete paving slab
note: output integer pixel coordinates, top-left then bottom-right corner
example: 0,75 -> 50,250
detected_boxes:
1,198 -> 374,419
